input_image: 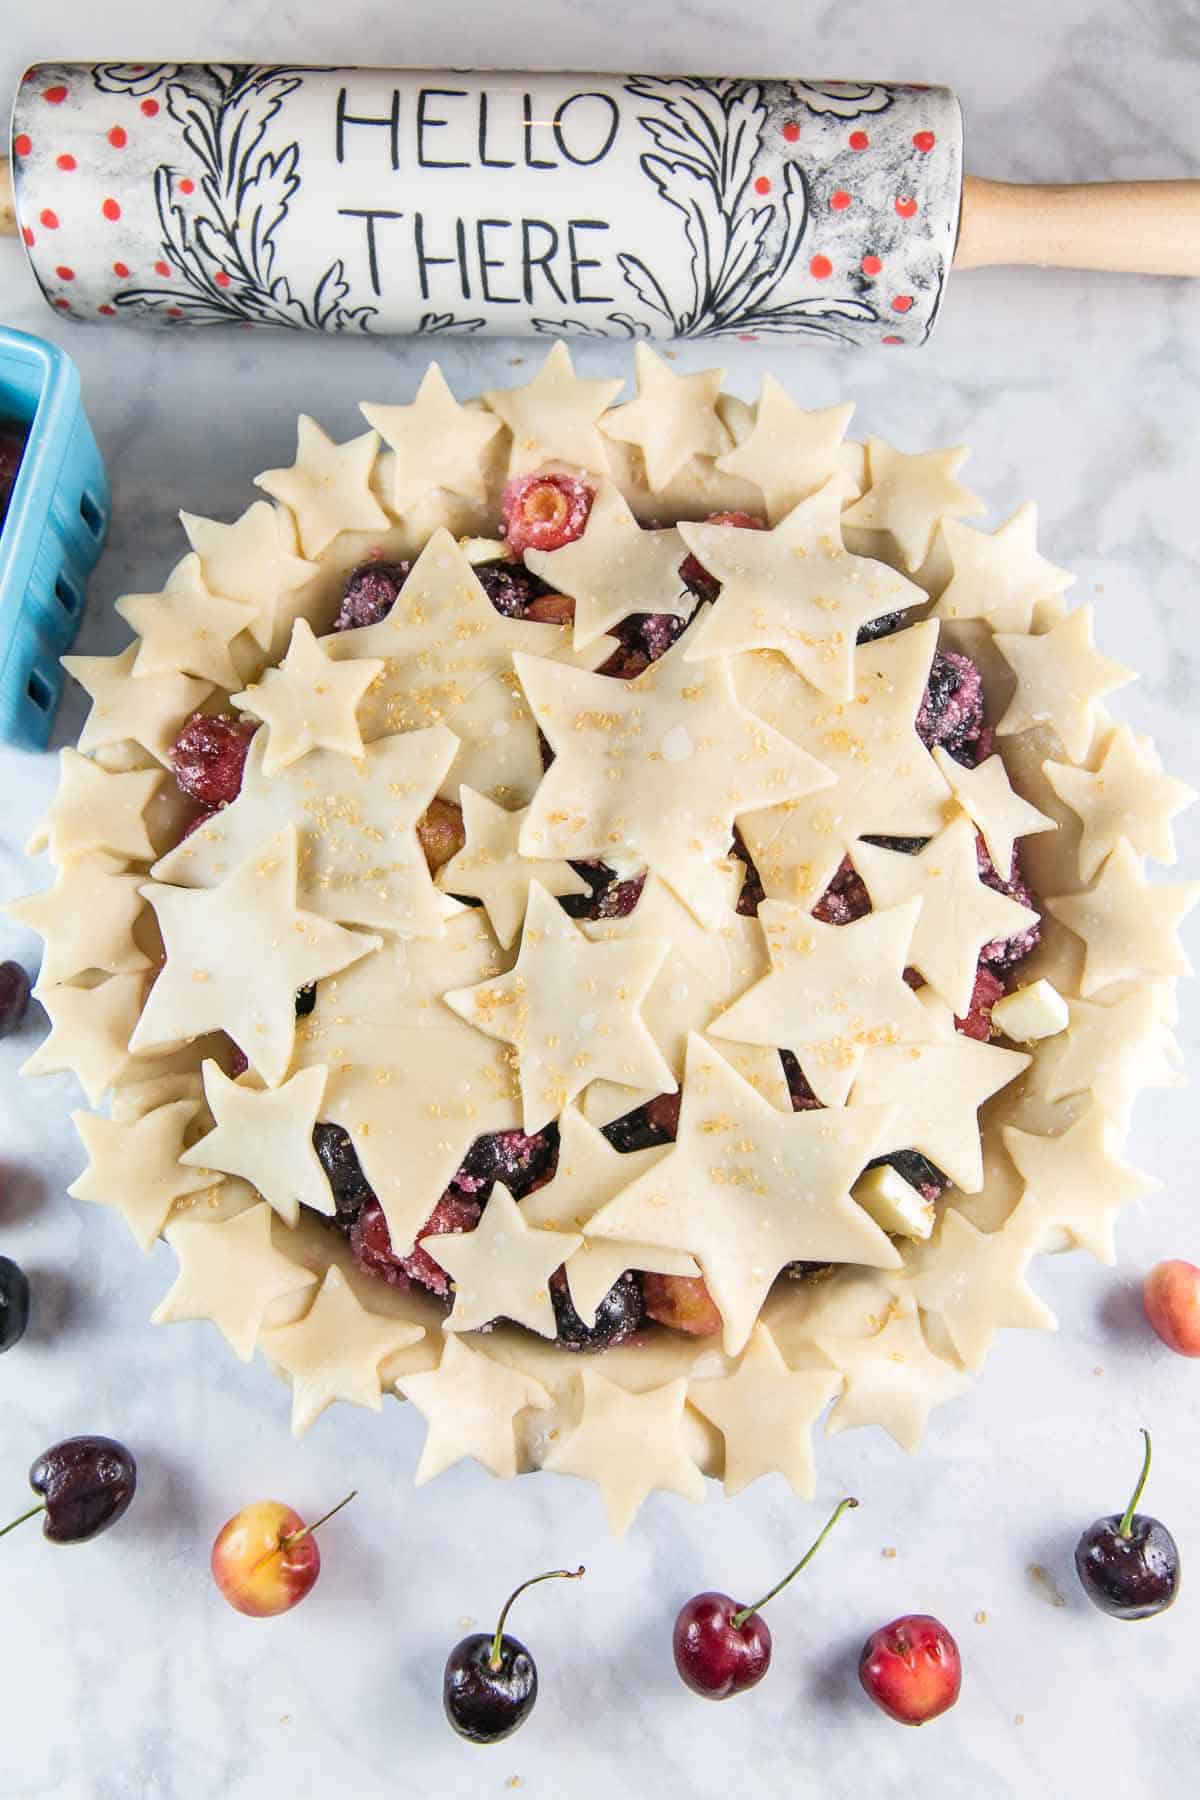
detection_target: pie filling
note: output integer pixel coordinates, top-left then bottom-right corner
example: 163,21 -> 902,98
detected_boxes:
161,482 -> 1041,1356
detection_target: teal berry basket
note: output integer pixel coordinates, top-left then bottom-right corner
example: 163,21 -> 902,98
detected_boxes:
0,327 -> 109,751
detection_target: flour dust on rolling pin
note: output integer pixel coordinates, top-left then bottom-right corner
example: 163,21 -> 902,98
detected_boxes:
9,65 -> 961,343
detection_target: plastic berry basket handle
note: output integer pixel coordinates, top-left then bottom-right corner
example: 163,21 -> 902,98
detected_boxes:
0,326 -> 109,751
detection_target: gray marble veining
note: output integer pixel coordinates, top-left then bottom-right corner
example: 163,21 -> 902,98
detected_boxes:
1,5 -> 1199,1796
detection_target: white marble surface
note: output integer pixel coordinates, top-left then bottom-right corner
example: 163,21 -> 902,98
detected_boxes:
2,5 -> 1200,1797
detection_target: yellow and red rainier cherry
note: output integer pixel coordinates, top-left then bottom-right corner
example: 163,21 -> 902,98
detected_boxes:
1143,1259 -> 1200,1356
210,1491 -> 355,1617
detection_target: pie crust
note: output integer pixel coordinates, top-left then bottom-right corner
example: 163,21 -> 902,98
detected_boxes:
14,344 -> 1197,1535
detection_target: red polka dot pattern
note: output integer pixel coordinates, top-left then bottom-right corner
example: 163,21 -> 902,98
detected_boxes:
141,99 -> 160,117
895,196 -> 918,219
54,298 -> 71,310
754,175 -> 771,195
98,304 -> 116,316
891,295 -> 914,313
830,190 -> 851,212
166,307 -> 183,318
155,260 -> 171,277
809,254 -> 832,280
113,261 -> 131,278
102,198 -> 121,221
108,126 -> 127,148
55,265 -> 75,281
56,154 -> 76,172
913,131 -> 936,153
43,86 -> 68,105
179,179 -> 195,195
215,271 -> 231,287
22,227 -> 35,248
849,131 -> 869,151
40,209 -> 59,230
881,334 -> 903,345
782,121 -> 800,142
861,254 -> 882,276
14,134 -> 32,157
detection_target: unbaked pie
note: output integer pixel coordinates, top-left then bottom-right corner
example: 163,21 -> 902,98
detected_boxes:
13,344 -> 1197,1533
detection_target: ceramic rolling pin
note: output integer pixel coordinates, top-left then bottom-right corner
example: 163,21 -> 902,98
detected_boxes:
2,63 -> 1198,347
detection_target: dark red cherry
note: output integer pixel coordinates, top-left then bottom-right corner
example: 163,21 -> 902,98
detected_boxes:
0,960 -> 31,1037
1075,1429 -> 1180,1620
0,1256 -> 30,1351
443,1566 -> 584,1744
1,1436 -> 137,1545
673,1498 -> 859,1700
673,1591 -> 772,1700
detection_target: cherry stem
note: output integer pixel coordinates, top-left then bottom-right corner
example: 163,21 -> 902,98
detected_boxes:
1118,1429 -> 1152,1539
489,1566 -> 586,1672
731,1497 -> 859,1631
0,1501 -> 45,1541
249,1490 -> 358,1577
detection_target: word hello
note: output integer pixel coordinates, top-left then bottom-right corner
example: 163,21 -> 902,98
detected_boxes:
332,84 -> 625,306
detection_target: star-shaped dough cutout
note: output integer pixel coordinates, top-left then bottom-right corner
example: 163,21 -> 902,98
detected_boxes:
181,500 -> 317,652
587,1034 -> 901,1356
255,415 -> 389,558
931,504 -> 1075,634
152,726 -> 457,938
714,375 -> 855,523
679,481 -> 927,700
900,1208 -> 1056,1371
396,1335 -> 552,1484
520,1107 -> 695,1326
20,972 -> 145,1104
1044,725 -> 1196,883
710,898 -> 932,1106
993,606 -> 1135,762
423,1183 -> 582,1337
848,1037 -> 1030,1193
261,1265 -> 425,1436
231,618 -> 383,776
581,866 -> 779,1123
152,1202 -> 319,1361
817,1300 -> 970,1453
735,621 -> 951,908
361,362 -> 502,507
523,481 -> 691,651
326,528 -> 600,807
63,642 -> 214,766
68,1098 -> 212,1250
116,554 -> 256,689
931,747 -> 1057,876
443,881 -> 673,1132
688,1323 -> 842,1498
1037,989 -> 1181,1127
1003,1108 -> 1156,1264
853,815 -> 1040,1015
27,750 -> 163,864
483,342 -> 624,477
291,907 -> 521,1255
133,826 -> 381,1087
436,787 -> 589,947
599,345 -> 730,491
179,1060 -> 334,1226
515,617 -> 833,930
7,855 -> 150,985
841,436 -> 985,571
1045,840 -> 1198,996
543,1370 -> 705,1534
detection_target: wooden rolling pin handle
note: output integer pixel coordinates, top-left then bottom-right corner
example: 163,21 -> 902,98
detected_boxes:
955,175 -> 1200,276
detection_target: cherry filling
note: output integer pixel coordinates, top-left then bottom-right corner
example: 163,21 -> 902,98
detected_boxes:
502,473 -> 594,554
